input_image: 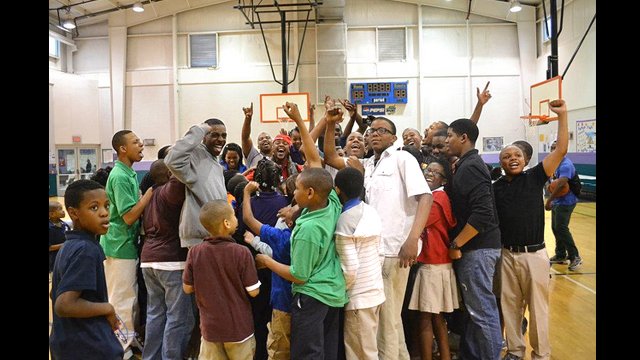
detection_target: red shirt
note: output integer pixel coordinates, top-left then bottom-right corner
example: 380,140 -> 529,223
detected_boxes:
183,236 -> 260,342
417,189 -> 457,264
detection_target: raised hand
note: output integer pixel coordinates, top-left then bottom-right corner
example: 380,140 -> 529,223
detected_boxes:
283,101 -> 303,123
338,98 -> 357,116
324,95 -> 336,111
243,102 -> 254,119
326,106 -> 344,123
477,81 -> 491,105
548,99 -> 566,115
244,181 -> 260,195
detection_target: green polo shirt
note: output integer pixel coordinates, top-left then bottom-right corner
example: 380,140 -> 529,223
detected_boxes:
290,190 -> 347,307
100,160 -> 140,259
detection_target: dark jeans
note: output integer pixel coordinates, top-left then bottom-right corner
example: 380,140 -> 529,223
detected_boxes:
291,293 -> 341,360
551,203 -> 579,259
454,248 -> 502,360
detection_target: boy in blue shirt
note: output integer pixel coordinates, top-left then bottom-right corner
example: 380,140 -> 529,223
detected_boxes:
49,200 -> 70,275
50,180 -> 123,360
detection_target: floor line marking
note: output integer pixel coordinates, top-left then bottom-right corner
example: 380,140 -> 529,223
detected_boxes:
550,267 -> 596,294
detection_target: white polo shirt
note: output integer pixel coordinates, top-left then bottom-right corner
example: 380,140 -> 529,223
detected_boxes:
362,147 -> 431,256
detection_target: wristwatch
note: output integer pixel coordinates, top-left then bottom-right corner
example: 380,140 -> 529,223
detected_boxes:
449,239 -> 460,250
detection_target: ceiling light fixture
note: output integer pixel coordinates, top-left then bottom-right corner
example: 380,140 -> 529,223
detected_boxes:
132,2 -> 145,13
62,18 -> 77,29
509,0 -> 522,13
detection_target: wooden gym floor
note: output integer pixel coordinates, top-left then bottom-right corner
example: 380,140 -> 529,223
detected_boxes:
49,197 -> 596,359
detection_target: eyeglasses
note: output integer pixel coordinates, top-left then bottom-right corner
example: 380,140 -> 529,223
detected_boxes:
368,127 -> 394,136
424,168 -> 446,178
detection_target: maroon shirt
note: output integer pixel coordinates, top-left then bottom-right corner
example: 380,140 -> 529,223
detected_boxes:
183,236 -> 260,342
141,177 -> 188,263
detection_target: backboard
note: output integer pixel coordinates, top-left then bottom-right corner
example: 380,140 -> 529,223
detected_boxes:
521,76 -> 562,126
260,92 -> 310,124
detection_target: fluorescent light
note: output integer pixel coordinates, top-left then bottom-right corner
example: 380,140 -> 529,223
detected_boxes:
509,0 -> 522,13
132,2 -> 144,13
62,19 -> 76,29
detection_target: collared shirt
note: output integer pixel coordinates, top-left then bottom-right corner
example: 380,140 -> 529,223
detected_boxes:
100,160 -> 141,259
362,147 -> 431,256
448,149 -> 501,251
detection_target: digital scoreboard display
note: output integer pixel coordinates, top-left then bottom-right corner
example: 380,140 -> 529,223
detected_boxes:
349,81 -> 408,104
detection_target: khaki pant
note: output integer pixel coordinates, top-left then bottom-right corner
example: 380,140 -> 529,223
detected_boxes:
344,305 -> 381,360
267,309 -> 291,360
500,248 -> 551,360
377,257 -> 410,360
104,257 -> 138,350
199,335 -> 256,360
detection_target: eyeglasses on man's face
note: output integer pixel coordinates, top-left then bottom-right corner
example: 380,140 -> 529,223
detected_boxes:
368,127 -> 393,136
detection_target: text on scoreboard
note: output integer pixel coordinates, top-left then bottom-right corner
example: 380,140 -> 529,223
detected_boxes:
349,81 -> 408,104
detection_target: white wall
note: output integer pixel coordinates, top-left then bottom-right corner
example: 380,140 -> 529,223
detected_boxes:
51,0 -> 596,160
49,70 -> 101,145
535,0 -> 596,152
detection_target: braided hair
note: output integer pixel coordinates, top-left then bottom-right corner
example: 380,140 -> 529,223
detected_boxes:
254,158 -> 282,192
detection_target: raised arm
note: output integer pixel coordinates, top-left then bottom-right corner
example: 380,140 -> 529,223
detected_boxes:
242,181 -> 264,234
241,103 -> 254,158
164,123 -> 210,185
541,100 -> 568,177
322,99 -> 347,170
308,104 -> 316,131
284,102 -> 322,168
470,81 -> 491,124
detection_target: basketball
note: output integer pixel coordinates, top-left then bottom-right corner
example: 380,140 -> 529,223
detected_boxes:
548,179 -> 569,196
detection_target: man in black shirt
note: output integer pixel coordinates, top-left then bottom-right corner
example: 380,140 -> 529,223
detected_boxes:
493,99 -> 568,360
446,118 -> 502,360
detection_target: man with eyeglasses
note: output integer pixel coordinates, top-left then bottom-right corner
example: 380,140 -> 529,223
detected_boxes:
323,108 -> 433,360
165,118 -> 228,248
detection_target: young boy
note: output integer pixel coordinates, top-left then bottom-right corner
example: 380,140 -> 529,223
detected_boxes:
49,200 -> 70,274
243,181 -> 301,360
257,167 -> 347,360
494,100 -> 569,360
100,130 -> 153,356
333,167 -> 385,360
183,200 -> 261,359
49,180 -> 124,360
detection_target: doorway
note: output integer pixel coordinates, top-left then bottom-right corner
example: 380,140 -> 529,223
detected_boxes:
56,145 -> 100,196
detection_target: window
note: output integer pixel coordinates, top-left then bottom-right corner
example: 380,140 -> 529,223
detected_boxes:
189,33 -> 218,68
542,17 -> 553,43
377,28 -> 406,62
49,36 -> 60,58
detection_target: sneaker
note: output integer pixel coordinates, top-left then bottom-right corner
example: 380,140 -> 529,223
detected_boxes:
502,353 -> 522,360
123,348 -> 134,360
549,255 -> 568,264
568,256 -> 583,271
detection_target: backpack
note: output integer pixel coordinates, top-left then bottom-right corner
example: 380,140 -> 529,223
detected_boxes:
567,172 -> 582,196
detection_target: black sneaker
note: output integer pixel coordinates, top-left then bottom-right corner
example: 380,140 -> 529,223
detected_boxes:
549,255 -> 568,264
568,256 -> 583,271
502,353 -> 522,360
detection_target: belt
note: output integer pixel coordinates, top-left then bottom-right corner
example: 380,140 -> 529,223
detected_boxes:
503,243 -> 545,253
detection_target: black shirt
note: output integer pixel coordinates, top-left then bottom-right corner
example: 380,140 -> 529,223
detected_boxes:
449,149 -> 501,251
493,162 -> 550,246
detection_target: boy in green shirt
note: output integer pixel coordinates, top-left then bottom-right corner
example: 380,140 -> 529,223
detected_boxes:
100,130 -> 153,357
257,102 -> 347,360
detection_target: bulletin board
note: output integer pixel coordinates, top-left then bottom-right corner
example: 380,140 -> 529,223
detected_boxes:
576,119 -> 596,152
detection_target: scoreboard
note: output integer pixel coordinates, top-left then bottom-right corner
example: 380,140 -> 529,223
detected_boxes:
349,81 -> 408,105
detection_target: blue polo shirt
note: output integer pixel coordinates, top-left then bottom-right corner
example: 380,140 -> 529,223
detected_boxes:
260,224 -> 292,312
50,230 -> 124,360
552,157 -> 578,206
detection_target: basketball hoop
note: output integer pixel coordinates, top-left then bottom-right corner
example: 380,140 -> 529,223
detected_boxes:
520,114 -> 550,127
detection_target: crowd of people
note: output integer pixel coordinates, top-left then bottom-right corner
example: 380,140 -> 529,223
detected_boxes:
49,84 -> 581,360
